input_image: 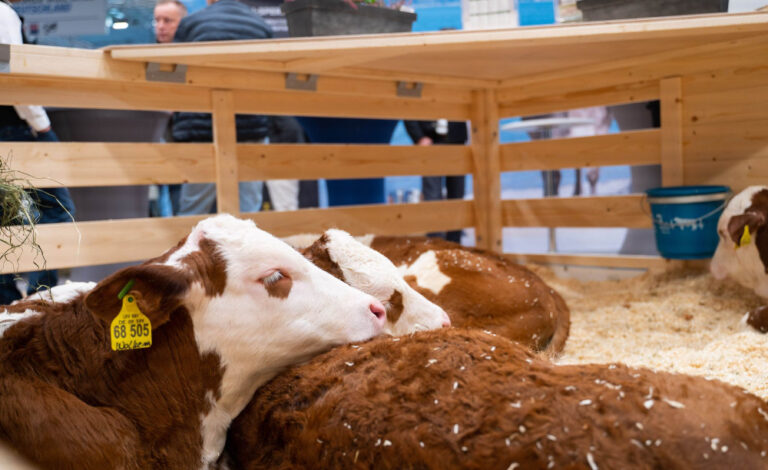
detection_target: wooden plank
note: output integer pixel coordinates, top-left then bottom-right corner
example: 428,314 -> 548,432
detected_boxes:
0,142 -> 473,187
501,195 -> 652,228
1,201 -> 475,272
246,199 -> 475,237
0,142 -> 213,187
107,13 -> 768,65
499,39 -> 768,106
212,90 -> 240,215
0,76 -> 212,112
497,33 -> 768,91
238,144 -> 472,180
469,90 -> 497,251
500,129 -> 661,172
505,253 -> 667,270
484,90 -> 503,253
7,45 -> 473,105
498,81 -> 659,119
0,216 -> 207,274
232,88 -> 471,120
660,77 -> 684,186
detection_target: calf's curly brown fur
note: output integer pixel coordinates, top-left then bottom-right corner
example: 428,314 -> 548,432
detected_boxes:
227,328 -> 768,470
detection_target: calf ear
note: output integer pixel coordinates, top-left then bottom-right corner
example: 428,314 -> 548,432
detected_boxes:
84,264 -> 190,329
727,211 -> 765,246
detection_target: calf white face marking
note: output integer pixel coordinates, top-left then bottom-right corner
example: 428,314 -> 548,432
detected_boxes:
164,216 -> 385,466
319,230 -> 450,335
400,250 -> 452,296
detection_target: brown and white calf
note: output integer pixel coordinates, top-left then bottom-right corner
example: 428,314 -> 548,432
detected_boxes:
0,214 -> 387,470
711,186 -> 768,332
286,234 -> 570,354
370,235 -> 570,354
300,229 -> 451,335
227,328 -> 768,470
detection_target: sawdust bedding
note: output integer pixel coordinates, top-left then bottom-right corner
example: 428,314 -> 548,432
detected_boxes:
529,267 -> 768,400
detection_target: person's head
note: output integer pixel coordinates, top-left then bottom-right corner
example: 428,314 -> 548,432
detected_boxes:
154,0 -> 187,43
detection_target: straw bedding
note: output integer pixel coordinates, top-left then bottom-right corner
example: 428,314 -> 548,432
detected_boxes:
530,267 -> 768,399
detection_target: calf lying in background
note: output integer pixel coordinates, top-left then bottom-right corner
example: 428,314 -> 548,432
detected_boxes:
0,215 -> 386,470
300,230 -> 451,335
368,236 -> 570,354
711,186 -> 768,332
228,328 -> 768,470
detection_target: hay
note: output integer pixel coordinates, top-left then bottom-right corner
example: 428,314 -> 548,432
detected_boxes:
531,266 -> 768,400
0,152 -> 72,275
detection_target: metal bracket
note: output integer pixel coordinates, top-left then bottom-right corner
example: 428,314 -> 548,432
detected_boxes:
0,44 -> 10,74
145,62 -> 187,83
285,73 -> 318,92
397,81 -> 423,98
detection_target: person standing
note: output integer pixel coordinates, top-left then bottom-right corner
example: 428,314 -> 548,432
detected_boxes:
405,119 -> 468,244
0,0 -> 75,303
172,0 -> 273,215
151,0 -> 187,216
154,0 -> 186,44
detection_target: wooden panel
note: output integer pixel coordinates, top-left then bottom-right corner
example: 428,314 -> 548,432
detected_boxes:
661,77 -> 684,186
501,195 -> 652,228
469,90 -> 503,251
505,253 -> 667,270
0,216 -> 207,274
1,201 -> 475,272
0,76 -> 212,112
497,33 -> 768,95
232,88 -> 471,120
500,129 -> 661,172
498,81 -> 659,118
0,142 -> 213,187
246,199 -> 475,237
239,144 -> 472,180
212,90 -> 240,215
7,44 -> 473,105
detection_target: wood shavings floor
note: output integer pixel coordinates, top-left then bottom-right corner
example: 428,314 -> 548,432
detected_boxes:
531,267 -> 768,400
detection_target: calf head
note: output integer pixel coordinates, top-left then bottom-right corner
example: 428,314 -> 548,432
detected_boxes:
711,186 -> 768,297
302,229 -> 450,336
84,215 -> 386,464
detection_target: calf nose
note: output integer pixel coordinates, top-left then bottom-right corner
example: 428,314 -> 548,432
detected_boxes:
370,301 -> 387,329
441,311 -> 452,328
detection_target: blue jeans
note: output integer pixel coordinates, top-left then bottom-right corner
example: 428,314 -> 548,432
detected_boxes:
0,125 -> 76,304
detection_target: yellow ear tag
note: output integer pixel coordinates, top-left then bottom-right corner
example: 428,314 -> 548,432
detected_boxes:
738,225 -> 752,249
110,294 -> 152,351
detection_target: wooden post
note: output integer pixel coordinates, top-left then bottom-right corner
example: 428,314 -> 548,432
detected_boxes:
470,89 -> 503,252
660,77 -> 684,187
212,89 -> 240,215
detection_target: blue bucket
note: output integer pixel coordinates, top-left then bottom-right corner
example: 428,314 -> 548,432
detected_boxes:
646,185 -> 731,259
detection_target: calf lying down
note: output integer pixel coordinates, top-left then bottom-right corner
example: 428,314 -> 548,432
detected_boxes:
286,233 -> 570,354
0,215 -> 387,469
711,186 -> 768,333
227,328 -> 768,470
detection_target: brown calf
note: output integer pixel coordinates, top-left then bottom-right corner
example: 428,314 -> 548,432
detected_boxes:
228,328 -> 768,470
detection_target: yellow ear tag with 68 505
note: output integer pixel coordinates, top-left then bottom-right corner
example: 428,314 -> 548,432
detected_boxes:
110,280 -> 152,351
738,225 -> 752,249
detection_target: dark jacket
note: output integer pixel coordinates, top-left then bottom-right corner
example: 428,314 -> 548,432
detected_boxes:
171,0 -> 273,142
404,120 -> 468,145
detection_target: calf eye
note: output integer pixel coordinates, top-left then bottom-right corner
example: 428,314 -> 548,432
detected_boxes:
261,270 -> 285,286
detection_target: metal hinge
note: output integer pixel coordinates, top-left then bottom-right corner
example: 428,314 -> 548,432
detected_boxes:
0,44 -> 10,74
285,73 -> 318,92
145,62 -> 187,83
397,81 -> 422,98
